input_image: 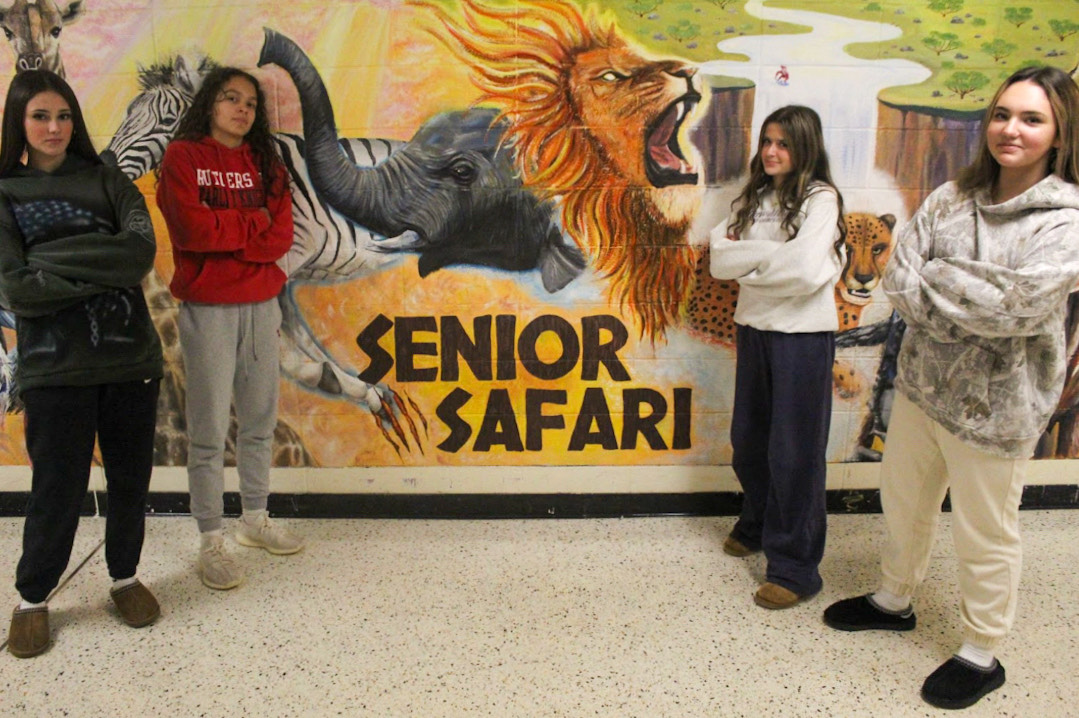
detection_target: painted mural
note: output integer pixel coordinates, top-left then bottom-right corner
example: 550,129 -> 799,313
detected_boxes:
0,0 -> 1077,470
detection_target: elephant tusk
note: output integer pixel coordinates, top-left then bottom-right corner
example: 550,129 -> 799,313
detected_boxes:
369,229 -> 424,253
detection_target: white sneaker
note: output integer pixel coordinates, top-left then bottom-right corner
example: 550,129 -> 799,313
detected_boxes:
235,514 -> 305,555
198,535 -> 244,590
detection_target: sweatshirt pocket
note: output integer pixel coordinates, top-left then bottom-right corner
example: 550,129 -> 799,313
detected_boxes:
923,343 -> 993,427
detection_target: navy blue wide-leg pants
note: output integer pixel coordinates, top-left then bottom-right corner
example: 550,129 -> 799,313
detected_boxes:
729,324 -> 834,596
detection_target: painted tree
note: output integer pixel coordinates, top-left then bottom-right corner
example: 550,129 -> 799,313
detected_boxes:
1003,7 -> 1033,27
928,0 -> 964,18
982,39 -> 1017,63
924,31 -> 961,56
627,0 -> 661,16
945,71 -> 990,99
704,0 -> 736,8
667,19 -> 700,44
1048,19 -> 1079,42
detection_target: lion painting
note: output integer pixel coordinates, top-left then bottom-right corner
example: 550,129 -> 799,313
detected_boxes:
417,0 -> 702,341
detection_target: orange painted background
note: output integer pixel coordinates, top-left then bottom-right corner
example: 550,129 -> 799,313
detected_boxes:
0,0 -> 1077,469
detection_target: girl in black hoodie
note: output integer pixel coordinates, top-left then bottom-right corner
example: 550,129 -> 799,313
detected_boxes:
0,70 -> 164,658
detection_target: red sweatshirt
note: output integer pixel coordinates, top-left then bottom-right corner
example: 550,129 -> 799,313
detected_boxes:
156,136 -> 293,303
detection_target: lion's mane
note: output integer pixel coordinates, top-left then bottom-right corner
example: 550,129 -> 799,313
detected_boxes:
418,0 -> 698,341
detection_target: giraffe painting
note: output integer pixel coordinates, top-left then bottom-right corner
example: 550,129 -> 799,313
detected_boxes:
0,0 -> 83,77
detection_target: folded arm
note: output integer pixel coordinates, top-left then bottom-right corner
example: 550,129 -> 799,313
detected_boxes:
156,143 -> 271,254
24,169 -> 157,288
727,189 -> 842,297
233,169 -> 293,264
885,204 -> 1079,340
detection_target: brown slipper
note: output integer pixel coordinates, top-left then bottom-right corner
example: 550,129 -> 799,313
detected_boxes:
754,582 -> 816,610
8,605 -> 50,658
110,580 -> 161,628
722,535 -> 760,557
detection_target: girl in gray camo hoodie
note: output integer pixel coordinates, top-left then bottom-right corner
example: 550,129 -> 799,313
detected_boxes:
824,66 -> 1079,711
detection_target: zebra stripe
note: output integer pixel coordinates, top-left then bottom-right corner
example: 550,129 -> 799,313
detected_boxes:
103,83 -> 190,181
102,56 -> 214,180
273,132 -> 404,282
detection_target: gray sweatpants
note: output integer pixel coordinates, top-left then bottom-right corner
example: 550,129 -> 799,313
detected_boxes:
179,299 -> 282,533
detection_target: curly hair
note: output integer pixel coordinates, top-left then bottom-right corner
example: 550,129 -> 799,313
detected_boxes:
166,66 -> 285,195
727,105 -> 846,258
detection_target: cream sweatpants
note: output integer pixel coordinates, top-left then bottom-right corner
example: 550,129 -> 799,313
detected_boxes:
879,394 -> 1029,650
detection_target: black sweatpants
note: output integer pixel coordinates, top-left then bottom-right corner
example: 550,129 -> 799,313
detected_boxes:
729,324 -> 833,596
15,379 -> 160,603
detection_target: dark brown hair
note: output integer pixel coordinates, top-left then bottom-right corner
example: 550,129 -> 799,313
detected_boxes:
0,70 -> 101,178
728,105 -> 846,256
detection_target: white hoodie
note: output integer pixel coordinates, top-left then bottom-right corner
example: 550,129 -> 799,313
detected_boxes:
709,184 -> 843,333
884,174 -> 1079,458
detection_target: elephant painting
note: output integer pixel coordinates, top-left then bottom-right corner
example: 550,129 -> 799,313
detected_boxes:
255,28 -> 586,454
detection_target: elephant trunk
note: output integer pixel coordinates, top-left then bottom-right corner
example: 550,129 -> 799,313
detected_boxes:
257,28 -> 385,227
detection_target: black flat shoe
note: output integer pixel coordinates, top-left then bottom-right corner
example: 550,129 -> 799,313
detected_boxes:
823,594 -> 916,631
921,656 -> 1005,710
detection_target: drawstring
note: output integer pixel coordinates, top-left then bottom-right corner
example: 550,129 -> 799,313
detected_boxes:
249,305 -> 258,363
237,304 -> 259,378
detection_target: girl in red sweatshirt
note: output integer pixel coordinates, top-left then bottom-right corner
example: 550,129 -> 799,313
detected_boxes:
156,67 -> 303,591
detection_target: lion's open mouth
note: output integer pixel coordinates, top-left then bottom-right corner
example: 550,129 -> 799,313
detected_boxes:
645,93 -> 700,188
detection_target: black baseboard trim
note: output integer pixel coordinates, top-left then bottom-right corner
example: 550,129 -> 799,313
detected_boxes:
1,485 -> 1076,519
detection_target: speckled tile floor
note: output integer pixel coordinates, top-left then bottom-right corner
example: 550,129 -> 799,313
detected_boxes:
0,511 -> 1076,717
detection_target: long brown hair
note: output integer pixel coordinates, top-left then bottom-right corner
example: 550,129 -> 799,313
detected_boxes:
0,70 -> 101,178
727,105 -> 846,257
958,65 -> 1079,193
164,66 -> 285,195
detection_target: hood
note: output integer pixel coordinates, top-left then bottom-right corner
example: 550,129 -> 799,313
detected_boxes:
976,173 -> 1079,216
11,153 -> 96,179
195,135 -> 256,161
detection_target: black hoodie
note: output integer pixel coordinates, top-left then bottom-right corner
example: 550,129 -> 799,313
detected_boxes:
0,154 -> 163,391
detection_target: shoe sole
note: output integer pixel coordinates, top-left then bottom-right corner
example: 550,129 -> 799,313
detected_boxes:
755,591 -> 811,608
754,589 -> 818,610
234,532 -> 305,555
823,616 -> 916,632
199,569 -> 244,591
116,609 -> 161,628
8,640 -> 50,658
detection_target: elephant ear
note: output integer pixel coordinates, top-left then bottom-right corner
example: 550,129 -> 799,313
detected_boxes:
539,227 -> 587,293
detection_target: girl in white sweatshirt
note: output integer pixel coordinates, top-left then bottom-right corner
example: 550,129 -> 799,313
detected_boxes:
710,105 -> 846,611
824,66 -> 1079,711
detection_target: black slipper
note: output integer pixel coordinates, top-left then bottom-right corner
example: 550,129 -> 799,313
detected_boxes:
823,594 -> 916,631
921,656 -> 1005,710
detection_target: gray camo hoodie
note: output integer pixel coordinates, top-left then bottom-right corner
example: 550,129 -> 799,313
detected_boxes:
883,174 -> 1079,458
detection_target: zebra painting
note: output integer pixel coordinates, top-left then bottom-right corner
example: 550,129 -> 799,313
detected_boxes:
104,50 -> 583,457
101,53 -> 216,178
